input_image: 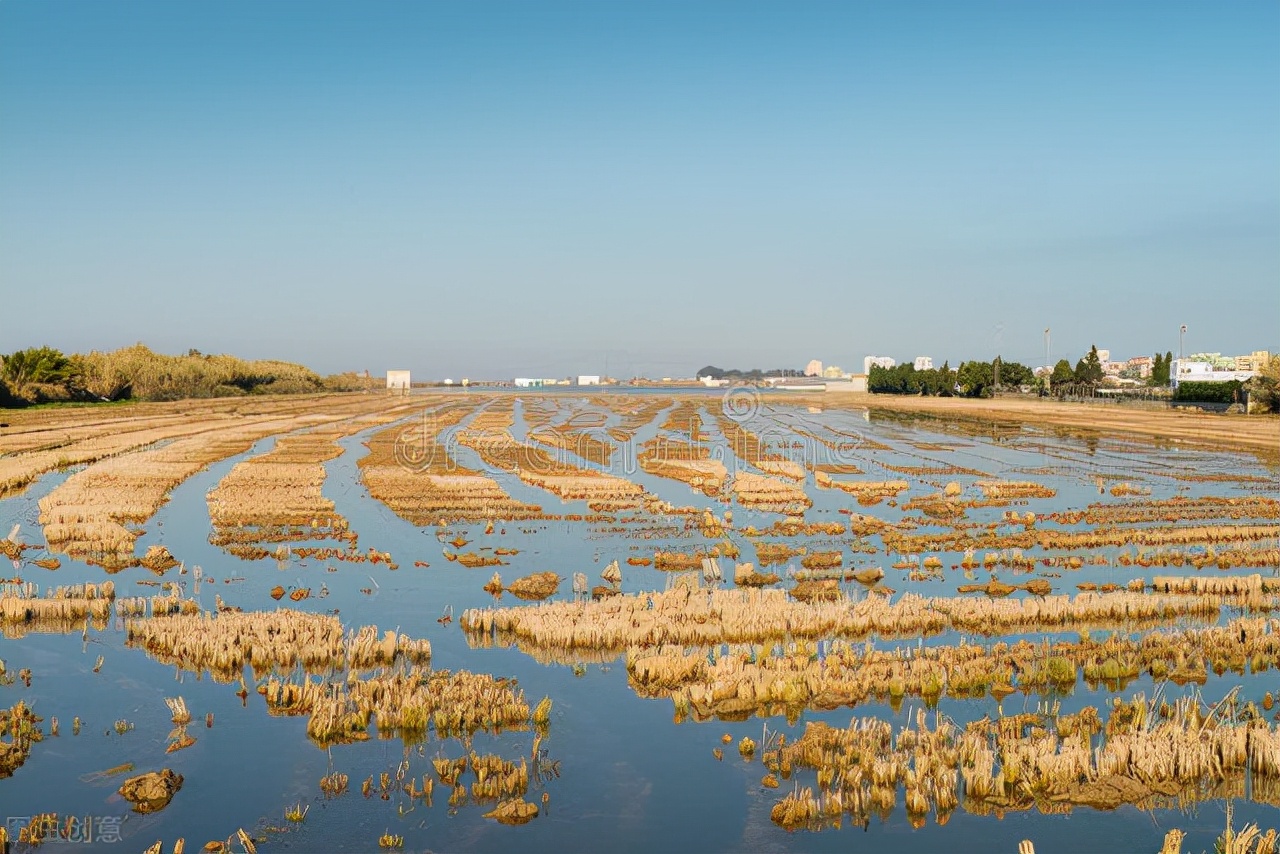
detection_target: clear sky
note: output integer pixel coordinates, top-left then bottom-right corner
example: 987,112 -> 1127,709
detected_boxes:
2,1 -> 1277,379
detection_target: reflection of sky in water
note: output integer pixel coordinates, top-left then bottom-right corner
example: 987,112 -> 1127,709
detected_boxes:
1,393 -> 1277,852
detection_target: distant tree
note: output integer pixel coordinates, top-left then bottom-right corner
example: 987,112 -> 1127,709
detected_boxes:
993,356 -> 1033,389
1051,359 -> 1074,386
1148,353 -> 1167,386
935,361 -> 955,396
1074,345 -> 1104,385
956,360 -> 994,397
1245,356 -> 1280,413
0,346 -> 77,403
696,365 -> 725,380
868,364 -> 915,394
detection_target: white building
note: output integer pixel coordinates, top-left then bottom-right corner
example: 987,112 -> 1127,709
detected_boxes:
514,378 -> 544,388
386,370 -> 411,392
577,375 -> 601,386
864,356 -> 896,374
913,356 -> 933,371
1173,360 -> 1257,387
824,375 -> 869,394
804,359 -> 823,377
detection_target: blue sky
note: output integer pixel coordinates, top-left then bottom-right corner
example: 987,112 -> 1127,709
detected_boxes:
2,1 -> 1276,379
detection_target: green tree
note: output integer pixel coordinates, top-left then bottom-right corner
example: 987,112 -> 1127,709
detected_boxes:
1245,356 -> 1280,413
1050,358 -> 1074,386
1148,353 -> 1167,386
1074,345 -> 1104,384
0,346 -> 76,402
993,357 -> 1034,389
956,360 -> 994,397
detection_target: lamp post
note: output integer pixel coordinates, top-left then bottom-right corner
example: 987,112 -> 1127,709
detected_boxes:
1179,324 -> 1187,382
1044,327 -> 1051,391
1175,324 -> 1187,388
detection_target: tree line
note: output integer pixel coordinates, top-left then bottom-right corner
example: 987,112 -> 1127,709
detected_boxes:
870,345 -> 1166,399
866,345 -> 1279,412
0,344 -> 370,406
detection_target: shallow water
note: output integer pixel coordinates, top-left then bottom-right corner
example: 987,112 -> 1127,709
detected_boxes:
2,391 -> 1278,852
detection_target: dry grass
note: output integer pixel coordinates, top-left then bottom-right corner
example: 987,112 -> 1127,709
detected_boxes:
359,404 -> 543,523
125,609 -> 431,681
462,586 -> 1236,654
205,405 -> 415,557
34,397 -> 416,567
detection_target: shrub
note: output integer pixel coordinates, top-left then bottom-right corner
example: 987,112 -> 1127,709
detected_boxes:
1173,380 -> 1243,404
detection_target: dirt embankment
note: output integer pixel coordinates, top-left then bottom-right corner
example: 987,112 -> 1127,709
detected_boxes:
814,393 -> 1280,456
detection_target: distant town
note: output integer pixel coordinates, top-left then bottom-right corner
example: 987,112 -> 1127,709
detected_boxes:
3,342 -> 1273,415
387,346 -> 1274,396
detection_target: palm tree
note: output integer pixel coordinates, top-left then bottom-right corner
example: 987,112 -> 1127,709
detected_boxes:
1,346 -> 75,401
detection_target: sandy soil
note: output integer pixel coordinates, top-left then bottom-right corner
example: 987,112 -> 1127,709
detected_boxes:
812,393 -> 1280,456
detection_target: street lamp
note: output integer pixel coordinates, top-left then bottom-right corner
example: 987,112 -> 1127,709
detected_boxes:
1039,330 -> 1049,391
1176,324 -> 1187,387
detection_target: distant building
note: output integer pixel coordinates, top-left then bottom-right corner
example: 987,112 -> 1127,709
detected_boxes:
824,375 -> 869,394
1096,349 -> 1111,364
822,365 -> 847,379
577,375 -> 601,386
864,356 -> 896,374
386,370 -> 411,393
1188,352 -> 1235,371
913,356 -> 933,371
1234,350 -> 1272,371
1173,360 -> 1257,387
514,378 -> 545,388
1125,356 -> 1153,379
804,360 -> 823,377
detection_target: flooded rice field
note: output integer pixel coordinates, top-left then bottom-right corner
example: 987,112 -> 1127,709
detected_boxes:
1,390 -> 1278,852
